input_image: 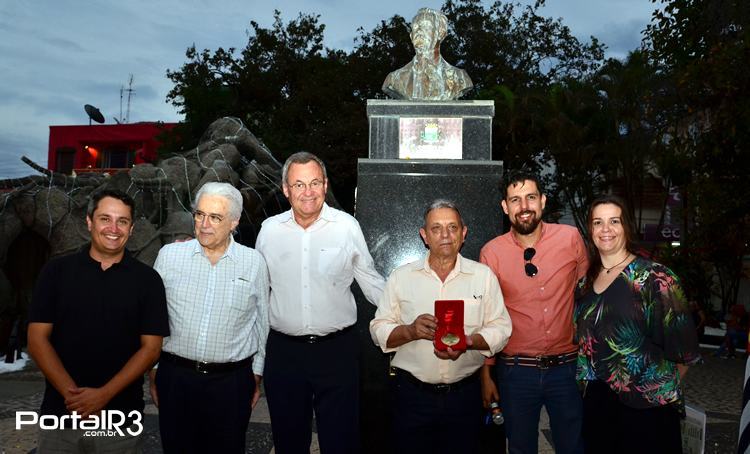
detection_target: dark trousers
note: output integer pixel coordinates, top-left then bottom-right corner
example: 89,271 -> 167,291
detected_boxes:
155,359 -> 254,454
582,379 -> 683,454
391,371 -> 482,454
264,328 -> 360,454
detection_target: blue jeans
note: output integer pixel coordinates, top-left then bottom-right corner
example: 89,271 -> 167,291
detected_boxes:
496,361 -> 583,454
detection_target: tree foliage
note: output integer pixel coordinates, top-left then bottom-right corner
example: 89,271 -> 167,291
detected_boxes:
643,0 -> 750,311
166,11 -> 366,208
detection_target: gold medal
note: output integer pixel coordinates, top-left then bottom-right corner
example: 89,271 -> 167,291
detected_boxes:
441,332 -> 459,346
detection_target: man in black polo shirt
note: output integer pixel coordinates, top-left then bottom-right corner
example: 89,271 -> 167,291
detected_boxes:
28,189 -> 169,453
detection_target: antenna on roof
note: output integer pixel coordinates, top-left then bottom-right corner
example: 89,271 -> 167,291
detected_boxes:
118,74 -> 135,123
84,104 -> 105,125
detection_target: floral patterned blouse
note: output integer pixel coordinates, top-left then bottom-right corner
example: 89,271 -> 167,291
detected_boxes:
574,256 -> 701,409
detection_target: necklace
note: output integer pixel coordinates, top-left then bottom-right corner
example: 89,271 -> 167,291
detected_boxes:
602,254 -> 632,274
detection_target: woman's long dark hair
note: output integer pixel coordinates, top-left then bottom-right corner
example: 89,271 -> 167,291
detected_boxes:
583,195 -> 639,291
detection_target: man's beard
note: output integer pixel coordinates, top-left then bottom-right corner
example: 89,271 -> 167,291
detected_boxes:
510,211 -> 542,235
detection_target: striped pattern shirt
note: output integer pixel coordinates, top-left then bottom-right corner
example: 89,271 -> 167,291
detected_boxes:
154,237 -> 269,375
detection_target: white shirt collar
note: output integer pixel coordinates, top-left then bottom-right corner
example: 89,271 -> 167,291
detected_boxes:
281,203 -> 337,228
191,236 -> 237,262
411,252 -> 475,276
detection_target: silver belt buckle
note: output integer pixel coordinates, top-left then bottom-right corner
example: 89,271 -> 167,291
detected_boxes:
537,355 -> 552,369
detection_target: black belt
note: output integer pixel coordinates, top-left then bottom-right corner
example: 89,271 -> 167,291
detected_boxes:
396,368 -> 479,394
160,352 -> 252,374
271,325 -> 354,344
499,351 -> 578,369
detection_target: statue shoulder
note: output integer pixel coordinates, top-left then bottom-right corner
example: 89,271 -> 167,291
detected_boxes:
382,63 -> 414,99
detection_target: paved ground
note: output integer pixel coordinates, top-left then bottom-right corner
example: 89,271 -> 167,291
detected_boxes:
0,348 -> 743,453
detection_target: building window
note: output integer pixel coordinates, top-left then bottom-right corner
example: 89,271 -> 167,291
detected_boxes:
103,147 -> 134,168
55,147 -> 75,174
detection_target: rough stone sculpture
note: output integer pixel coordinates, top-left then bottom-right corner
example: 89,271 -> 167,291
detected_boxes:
382,7 -> 473,101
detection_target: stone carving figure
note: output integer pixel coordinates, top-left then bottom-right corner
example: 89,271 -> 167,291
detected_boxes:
382,8 -> 473,100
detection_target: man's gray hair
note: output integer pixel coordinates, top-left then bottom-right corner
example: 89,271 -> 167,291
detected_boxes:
281,152 -> 328,185
423,199 -> 464,226
193,182 -> 243,221
412,8 -> 448,41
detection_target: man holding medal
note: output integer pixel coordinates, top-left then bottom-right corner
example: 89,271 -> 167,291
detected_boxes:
370,199 -> 512,453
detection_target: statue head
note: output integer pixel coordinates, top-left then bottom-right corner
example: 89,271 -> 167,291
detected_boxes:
410,8 -> 448,56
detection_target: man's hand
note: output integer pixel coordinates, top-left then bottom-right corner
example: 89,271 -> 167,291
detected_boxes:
65,387 -> 113,418
434,347 -> 464,360
251,375 -> 262,409
385,314 -> 439,349
480,365 -> 499,408
148,369 -> 159,407
433,333 -> 473,361
408,314 -> 438,341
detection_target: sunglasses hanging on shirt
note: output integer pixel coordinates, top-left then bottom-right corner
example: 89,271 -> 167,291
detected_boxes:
524,247 -> 538,277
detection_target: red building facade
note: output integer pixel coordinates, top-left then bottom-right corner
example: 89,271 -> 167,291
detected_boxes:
48,122 -> 176,174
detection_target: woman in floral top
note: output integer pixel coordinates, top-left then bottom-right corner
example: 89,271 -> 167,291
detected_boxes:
575,195 -> 700,453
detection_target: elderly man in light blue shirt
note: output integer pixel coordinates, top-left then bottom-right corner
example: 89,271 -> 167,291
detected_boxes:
151,182 -> 269,454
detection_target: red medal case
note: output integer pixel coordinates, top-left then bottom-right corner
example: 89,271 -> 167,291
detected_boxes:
434,299 -> 466,351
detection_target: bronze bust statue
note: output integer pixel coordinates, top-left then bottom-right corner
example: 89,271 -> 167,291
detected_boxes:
382,8 -> 473,101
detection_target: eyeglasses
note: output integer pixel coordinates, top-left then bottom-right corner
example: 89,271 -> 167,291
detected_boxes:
288,180 -> 324,192
524,247 -> 538,277
193,210 -> 224,225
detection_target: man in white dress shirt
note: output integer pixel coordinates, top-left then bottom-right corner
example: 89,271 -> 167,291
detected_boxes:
151,182 -> 269,454
370,199 -> 512,453
255,151 -> 385,454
